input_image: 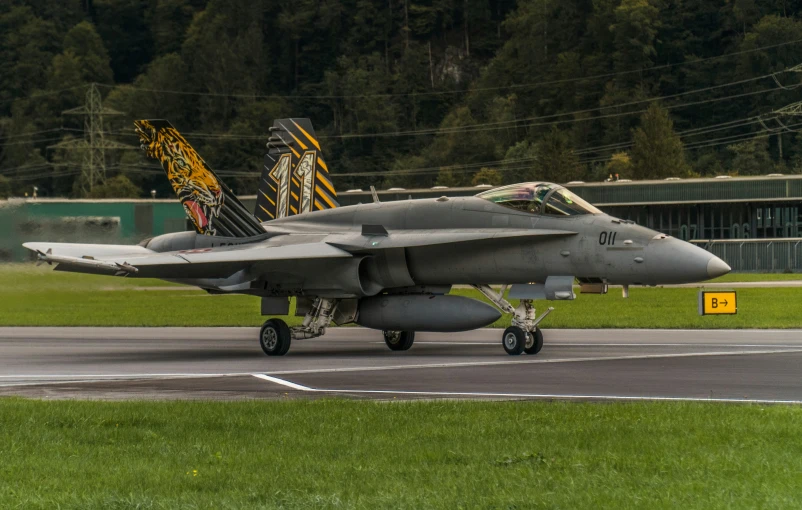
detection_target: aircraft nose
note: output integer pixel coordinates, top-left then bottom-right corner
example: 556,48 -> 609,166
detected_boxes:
645,236 -> 730,284
707,257 -> 731,279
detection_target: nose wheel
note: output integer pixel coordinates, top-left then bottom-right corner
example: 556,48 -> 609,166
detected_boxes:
524,328 -> 544,355
502,326 -> 526,355
501,326 -> 544,355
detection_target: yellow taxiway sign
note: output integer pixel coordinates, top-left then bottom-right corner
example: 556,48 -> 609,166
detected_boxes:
698,291 -> 737,315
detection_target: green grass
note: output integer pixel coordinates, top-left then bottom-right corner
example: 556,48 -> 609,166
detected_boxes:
707,273 -> 801,282
0,264 -> 800,328
1,398 -> 801,509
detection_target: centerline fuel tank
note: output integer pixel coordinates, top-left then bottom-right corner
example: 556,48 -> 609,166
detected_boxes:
355,294 -> 501,332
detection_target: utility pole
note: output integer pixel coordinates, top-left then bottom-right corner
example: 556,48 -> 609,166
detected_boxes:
771,100 -> 802,163
767,63 -> 802,164
49,83 -> 134,194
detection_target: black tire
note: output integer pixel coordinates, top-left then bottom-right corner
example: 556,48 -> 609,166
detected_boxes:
383,330 -> 415,351
260,319 -> 291,356
502,326 -> 526,355
524,328 -> 544,355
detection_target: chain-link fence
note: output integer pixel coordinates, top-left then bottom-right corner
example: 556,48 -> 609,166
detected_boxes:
692,239 -> 802,273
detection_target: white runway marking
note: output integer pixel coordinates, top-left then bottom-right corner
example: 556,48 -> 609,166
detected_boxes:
3,347 -> 802,384
0,373 -> 254,387
406,342 -> 802,348
0,372 -> 253,380
249,374 -> 802,405
251,373 -> 313,391
264,348 -> 802,376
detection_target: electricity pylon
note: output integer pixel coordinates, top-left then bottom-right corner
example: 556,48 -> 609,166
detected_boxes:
49,83 -> 135,194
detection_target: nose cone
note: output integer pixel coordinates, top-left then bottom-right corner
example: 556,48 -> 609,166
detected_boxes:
645,237 -> 730,284
707,257 -> 731,279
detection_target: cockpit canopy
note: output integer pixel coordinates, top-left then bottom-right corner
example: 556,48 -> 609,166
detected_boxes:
476,182 -> 601,216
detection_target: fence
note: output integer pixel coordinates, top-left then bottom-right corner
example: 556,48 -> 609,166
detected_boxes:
691,239 -> 802,273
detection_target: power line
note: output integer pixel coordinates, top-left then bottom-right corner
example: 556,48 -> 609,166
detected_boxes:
94,38 -> 802,100
577,121 -> 802,167
362,85 -> 784,138
0,163 -> 53,176
107,81 -> 786,144
0,136 -> 65,147
0,85 -> 87,107
0,128 -> 82,141
12,170 -> 82,182
573,116 -> 765,157
113,112 -> 787,180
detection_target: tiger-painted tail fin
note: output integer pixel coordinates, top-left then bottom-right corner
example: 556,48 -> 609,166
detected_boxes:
255,118 -> 339,222
134,119 -> 265,237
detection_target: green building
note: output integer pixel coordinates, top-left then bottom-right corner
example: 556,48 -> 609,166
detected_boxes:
2,175 -> 801,271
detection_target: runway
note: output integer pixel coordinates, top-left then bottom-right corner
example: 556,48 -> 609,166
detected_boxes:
1,327 -> 802,402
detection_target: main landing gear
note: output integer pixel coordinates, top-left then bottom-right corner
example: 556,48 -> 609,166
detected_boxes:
472,284 -> 553,356
260,319 -> 291,356
383,330 -> 415,351
259,298 -> 339,356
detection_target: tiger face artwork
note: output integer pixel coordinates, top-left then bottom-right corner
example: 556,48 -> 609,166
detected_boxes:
134,120 -> 223,235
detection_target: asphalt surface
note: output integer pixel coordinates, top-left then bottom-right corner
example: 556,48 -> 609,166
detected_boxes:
2,327 -> 802,403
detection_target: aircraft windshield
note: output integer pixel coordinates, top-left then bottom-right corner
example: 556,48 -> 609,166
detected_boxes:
475,183 -> 555,214
543,189 -> 602,216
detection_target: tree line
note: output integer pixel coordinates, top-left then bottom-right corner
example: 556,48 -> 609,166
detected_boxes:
2,0 -> 802,199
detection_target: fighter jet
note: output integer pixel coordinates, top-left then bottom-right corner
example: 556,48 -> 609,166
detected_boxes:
24,119 -> 731,356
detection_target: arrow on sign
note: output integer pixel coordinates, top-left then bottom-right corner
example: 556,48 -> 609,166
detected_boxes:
722,300 -> 729,306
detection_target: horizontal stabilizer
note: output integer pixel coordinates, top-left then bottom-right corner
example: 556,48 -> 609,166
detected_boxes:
23,241 -> 352,279
24,242 -> 153,259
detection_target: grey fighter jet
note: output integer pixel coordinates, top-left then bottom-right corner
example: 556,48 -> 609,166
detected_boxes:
24,119 -> 731,356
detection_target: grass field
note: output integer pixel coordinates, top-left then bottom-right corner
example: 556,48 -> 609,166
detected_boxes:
0,264 -> 800,328
1,398 -> 800,509
1,264 -> 799,328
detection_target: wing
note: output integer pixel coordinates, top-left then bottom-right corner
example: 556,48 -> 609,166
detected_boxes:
23,241 -> 352,279
325,228 -> 576,251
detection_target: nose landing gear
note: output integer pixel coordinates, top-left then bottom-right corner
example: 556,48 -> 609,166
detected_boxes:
502,326 -> 544,355
472,284 -> 553,356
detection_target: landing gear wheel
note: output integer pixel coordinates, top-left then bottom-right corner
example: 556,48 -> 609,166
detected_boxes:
502,326 -> 526,355
260,319 -> 291,356
524,328 -> 544,355
383,330 -> 415,351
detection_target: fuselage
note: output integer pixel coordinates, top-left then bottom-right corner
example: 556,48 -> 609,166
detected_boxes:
146,188 -> 730,294
264,194 -> 729,286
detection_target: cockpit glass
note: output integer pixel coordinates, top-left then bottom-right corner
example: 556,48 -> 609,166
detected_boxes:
543,189 -> 601,216
475,183 -> 555,214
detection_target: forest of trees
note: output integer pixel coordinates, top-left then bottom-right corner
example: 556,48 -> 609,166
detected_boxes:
3,0 -> 802,199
